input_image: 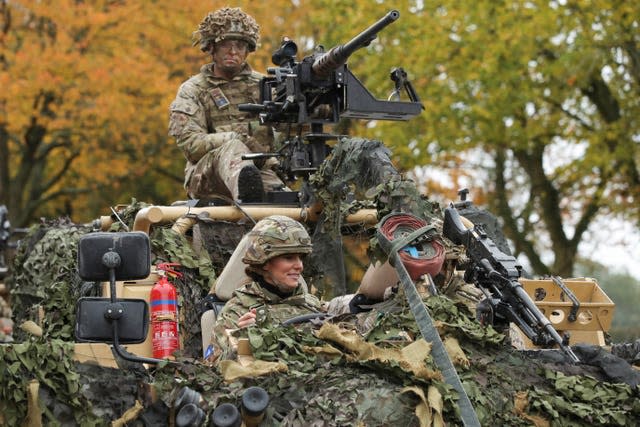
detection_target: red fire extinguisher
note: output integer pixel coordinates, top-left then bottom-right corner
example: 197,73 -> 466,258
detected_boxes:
150,262 -> 181,359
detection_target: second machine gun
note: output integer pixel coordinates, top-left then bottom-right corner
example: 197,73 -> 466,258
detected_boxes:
239,10 -> 423,204
443,205 -> 581,363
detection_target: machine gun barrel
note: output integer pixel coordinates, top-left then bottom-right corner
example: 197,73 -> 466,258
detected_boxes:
312,10 -> 399,78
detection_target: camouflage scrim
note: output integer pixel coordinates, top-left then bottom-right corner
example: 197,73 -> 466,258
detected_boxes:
193,7 -> 260,52
242,216 -> 312,266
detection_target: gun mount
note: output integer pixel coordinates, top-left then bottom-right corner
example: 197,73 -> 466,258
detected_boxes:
239,10 -> 423,203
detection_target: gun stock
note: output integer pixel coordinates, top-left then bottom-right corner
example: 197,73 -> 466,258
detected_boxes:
443,206 -> 470,246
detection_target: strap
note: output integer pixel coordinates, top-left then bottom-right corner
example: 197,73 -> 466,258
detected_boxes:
388,251 -> 481,427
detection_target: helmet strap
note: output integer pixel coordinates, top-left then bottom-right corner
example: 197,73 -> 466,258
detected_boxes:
257,273 -> 296,297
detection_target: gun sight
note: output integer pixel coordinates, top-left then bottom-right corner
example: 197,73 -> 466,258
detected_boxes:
272,39 -> 298,66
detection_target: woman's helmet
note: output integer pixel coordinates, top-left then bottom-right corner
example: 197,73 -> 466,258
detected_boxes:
193,7 -> 259,53
242,216 -> 312,266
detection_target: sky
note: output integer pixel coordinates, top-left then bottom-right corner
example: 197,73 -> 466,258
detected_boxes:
579,217 -> 640,280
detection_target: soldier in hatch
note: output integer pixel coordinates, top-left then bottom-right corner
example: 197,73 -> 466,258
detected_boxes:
207,215 -> 323,362
168,7 -> 285,203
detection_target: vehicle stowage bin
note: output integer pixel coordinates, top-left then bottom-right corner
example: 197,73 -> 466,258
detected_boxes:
510,277 -> 615,348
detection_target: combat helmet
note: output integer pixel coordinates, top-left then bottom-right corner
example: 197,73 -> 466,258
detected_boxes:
242,216 -> 312,266
194,7 -> 260,53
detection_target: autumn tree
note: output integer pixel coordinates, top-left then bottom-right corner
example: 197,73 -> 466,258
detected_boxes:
0,1 -> 190,226
275,0 -> 640,276
352,0 -> 639,277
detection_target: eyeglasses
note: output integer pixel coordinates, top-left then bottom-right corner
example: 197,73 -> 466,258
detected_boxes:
217,39 -> 248,53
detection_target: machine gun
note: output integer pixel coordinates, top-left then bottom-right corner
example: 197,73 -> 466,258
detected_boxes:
239,10 -> 423,202
442,205 -> 581,363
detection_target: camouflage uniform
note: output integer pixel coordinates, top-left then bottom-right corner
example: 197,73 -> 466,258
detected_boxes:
210,281 -> 322,361
208,215 -> 321,361
168,8 -> 284,200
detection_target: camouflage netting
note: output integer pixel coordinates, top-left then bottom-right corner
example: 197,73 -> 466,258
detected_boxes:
0,340 -> 105,426
191,219 -> 253,272
306,137 -> 444,297
10,218 -> 93,342
3,287 -> 640,425
149,292 -> 640,426
309,136 -> 440,232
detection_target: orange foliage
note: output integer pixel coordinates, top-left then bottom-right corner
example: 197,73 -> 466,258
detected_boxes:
0,0 -> 426,225
0,0 -> 351,224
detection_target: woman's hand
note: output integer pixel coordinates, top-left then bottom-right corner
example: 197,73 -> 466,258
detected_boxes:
237,308 -> 257,328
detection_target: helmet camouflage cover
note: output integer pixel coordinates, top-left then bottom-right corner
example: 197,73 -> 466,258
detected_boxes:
242,216 -> 312,266
194,7 -> 259,52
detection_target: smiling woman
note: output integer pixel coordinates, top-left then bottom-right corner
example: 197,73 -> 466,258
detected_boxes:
207,215 -> 323,362
260,254 -> 305,292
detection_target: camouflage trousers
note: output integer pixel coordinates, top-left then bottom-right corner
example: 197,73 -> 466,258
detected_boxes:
185,138 -> 285,200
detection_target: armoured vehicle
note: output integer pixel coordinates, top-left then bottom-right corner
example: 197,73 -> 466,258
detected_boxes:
2,10 -> 639,427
